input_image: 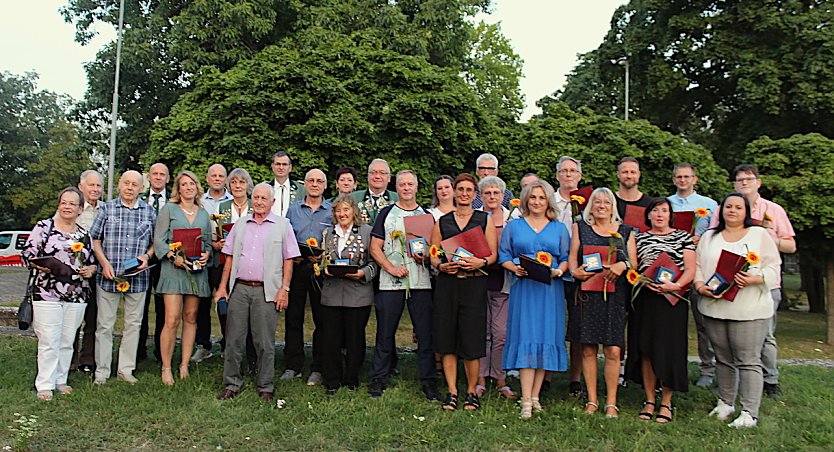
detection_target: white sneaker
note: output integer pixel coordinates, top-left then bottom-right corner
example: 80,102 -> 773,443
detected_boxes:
728,410 -> 757,428
306,371 -> 323,386
93,376 -> 107,385
190,347 -> 213,363
708,399 -> 736,421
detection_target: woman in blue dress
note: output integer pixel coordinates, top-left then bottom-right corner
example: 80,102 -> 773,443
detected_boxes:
499,179 -> 570,419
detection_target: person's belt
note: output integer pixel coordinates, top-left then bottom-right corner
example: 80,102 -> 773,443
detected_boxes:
237,279 -> 264,287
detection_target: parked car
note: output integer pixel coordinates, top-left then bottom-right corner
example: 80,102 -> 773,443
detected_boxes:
0,231 -> 30,266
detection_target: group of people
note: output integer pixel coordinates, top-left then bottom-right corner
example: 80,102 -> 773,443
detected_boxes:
22,151 -> 794,429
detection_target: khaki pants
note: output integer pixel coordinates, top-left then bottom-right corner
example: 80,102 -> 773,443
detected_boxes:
95,290 -> 146,380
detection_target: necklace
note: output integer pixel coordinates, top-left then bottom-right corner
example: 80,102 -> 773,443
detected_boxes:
181,205 -> 196,216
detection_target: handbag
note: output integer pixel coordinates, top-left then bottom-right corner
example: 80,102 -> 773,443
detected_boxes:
18,270 -> 35,330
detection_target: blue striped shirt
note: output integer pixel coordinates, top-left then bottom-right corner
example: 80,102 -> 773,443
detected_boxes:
90,198 -> 156,293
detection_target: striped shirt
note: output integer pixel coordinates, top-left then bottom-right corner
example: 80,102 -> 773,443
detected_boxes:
90,198 -> 156,293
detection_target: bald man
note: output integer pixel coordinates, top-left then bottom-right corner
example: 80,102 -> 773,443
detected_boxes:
90,170 -> 156,384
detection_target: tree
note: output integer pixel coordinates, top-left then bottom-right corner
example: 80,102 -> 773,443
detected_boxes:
746,133 -> 834,341
147,37 -> 496,202
463,21 -> 525,124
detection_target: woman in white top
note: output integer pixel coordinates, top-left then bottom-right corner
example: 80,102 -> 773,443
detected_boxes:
428,175 -> 455,220
693,193 -> 780,428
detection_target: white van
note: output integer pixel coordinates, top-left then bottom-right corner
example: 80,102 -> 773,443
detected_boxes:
0,231 -> 30,266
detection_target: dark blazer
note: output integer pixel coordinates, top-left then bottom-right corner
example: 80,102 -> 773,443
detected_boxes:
320,224 -> 377,308
350,189 -> 399,225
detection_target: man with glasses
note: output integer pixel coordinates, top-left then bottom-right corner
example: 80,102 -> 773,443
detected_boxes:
351,159 -> 398,224
711,164 -> 795,398
269,151 -> 306,217
667,163 -> 719,388
283,169 -> 332,386
472,153 -> 513,209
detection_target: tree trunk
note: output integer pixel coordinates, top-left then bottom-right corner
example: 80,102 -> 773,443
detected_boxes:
801,253 -> 826,313
827,256 -> 834,345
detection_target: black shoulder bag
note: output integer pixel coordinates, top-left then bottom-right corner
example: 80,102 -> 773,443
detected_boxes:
18,220 -> 53,330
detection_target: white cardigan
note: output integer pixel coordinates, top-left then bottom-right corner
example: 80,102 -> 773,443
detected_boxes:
695,227 -> 781,321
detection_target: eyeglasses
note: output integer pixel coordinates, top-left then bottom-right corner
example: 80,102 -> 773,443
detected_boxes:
59,201 -> 80,207
477,166 -> 497,171
305,179 -> 326,185
368,171 -> 389,176
734,177 -> 757,184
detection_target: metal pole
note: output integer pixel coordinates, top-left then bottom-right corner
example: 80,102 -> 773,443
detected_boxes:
106,0 -> 126,200
624,58 -> 630,121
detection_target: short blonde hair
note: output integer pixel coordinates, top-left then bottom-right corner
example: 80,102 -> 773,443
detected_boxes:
582,188 -> 622,225
519,179 -> 558,221
169,170 -> 205,206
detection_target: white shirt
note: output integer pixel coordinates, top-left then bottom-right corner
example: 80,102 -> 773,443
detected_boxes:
335,223 -> 352,255
202,189 -> 232,215
148,189 -> 167,211
272,179 -> 292,217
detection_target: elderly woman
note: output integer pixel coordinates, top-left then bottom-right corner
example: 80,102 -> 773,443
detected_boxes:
475,175 -> 515,399
499,179 -> 570,418
155,171 -> 212,385
568,187 -> 637,418
319,196 -> 378,394
694,193 -> 780,428
428,175 -> 455,220
624,198 -> 695,423
23,187 -> 96,400
431,173 -> 498,411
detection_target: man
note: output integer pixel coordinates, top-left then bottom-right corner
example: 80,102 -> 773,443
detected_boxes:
472,153 -> 513,209
712,164 -> 796,398
191,164 -> 233,363
667,163 -> 720,389
90,170 -> 156,384
137,162 -> 169,362
519,172 -> 539,189
269,151 -> 306,217
283,169 -> 332,385
351,159 -> 398,225
71,170 -> 103,373
367,170 -> 438,400
614,156 -> 652,220
215,183 -> 299,401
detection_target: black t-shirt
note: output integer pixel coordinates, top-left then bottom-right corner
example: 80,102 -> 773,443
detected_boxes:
616,193 -> 653,220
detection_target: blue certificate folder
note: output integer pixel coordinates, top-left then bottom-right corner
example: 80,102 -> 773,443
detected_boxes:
705,273 -> 730,295
408,237 -> 428,256
451,247 -> 473,262
583,253 -> 603,272
655,266 -> 677,284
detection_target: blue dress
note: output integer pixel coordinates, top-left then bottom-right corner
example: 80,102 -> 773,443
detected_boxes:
499,218 -> 570,371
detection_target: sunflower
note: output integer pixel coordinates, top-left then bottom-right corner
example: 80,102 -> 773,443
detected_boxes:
570,195 -> 586,205
390,230 -> 404,240
115,280 -> 130,293
695,207 -> 709,217
429,244 -> 441,259
626,269 -> 641,285
313,263 -> 320,276
609,231 -> 622,239
306,237 -> 319,248
509,198 -> 521,207
535,251 -> 553,266
70,242 -> 84,252
746,251 -> 761,265
169,242 -> 182,251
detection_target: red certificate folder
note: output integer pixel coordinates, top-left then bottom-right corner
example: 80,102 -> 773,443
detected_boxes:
570,186 -> 594,210
440,227 -> 492,259
623,205 -> 649,233
672,211 -> 696,234
643,252 -> 689,306
173,228 -> 203,258
580,245 -> 616,293
403,214 -> 435,240
711,249 -> 747,302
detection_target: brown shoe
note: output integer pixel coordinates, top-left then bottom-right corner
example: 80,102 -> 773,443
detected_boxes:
259,391 -> 274,401
217,389 -> 238,400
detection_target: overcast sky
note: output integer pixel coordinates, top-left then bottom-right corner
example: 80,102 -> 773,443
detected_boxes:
1,0 -> 624,121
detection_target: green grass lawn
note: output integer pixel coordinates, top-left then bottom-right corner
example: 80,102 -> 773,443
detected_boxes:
1,334 -> 833,450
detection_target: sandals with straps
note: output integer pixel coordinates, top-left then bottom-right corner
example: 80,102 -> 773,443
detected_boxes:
496,385 -> 517,399
442,392 -> 458,411
639,401 -> 656,420
584,401 -> 598,414
655,404 -> 673,423
604,404 -> 620,419
463,392 -> 481,411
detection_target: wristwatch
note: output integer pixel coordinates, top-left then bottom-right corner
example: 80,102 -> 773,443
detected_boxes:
282,285 -> 291,292
482,258 -> 489,269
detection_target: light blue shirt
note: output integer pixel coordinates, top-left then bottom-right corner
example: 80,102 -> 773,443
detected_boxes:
201,190 -> 233,215
285,199 -> 333,244
667,191 -> 718,236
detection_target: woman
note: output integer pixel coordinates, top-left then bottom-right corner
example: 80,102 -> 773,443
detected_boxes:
329,166 -> 358,201
23,187 -> 96,400
568,187 -> 637,418
475,175 -> 515,399
155,171 -> 212,386
499,179 -> 570,418
624,198 -> 695,423
693,193 -> 780,428
430,173 -> 498,411
319,196 -> 378,394
428,175 -> 455,220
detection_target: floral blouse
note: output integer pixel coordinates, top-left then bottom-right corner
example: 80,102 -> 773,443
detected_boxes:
22,219 -> 95,303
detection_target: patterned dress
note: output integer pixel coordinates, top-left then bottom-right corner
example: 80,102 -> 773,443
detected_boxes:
23,219 -> 95,303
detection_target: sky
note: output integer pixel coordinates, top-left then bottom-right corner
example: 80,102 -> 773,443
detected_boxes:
1,0 -> 624,121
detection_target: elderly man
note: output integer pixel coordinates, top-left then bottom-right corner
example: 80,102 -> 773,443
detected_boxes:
472,153 -> 514,209
614,156 -> 652,219
137,162 -> 169,362
367,170 -> 438,400
215,183 -> 299,401
70,170 -> 103,373
351,159 -> 399,225
283,169 -> 332,385
90,170 -> 156,384
269,151 -> 306,217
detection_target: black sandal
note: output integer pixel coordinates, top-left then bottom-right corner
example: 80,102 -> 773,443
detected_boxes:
442,392 -> 458,411
655,404 -> 673,423
463,392 -> 481,411
639,401 -> 656,420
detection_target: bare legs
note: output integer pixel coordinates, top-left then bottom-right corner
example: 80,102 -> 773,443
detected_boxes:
582,344 -> 621,415
442,355 -> 480,395
641,356 -> 674,422
160,294 -> 199,385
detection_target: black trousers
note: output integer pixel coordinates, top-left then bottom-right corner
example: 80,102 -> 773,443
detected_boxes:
138,262 -> 164,360
319,304 -> 371,389
194,265 -> 221,350
71,279 -> 97,368
369,290 -> 435,386
283,262 -> 323,373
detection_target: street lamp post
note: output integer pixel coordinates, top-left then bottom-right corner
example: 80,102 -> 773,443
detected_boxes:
611,56 -> 629,121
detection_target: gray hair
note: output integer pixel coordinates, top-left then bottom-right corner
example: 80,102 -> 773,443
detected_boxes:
478,175 -> 506,194
557,156 -> 582,173
252,182 -> 275,200
226,168 -> 254,195
519,179 -> 558,221
79,169 -> 103,185
367,158 -> 391,174
476,153 -> 499,168
395,170 -> 418,185
582,187 -> 623,225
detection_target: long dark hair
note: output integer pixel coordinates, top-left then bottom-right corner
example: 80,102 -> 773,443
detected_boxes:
430,175 -> 453,208
713,192 -> 757,232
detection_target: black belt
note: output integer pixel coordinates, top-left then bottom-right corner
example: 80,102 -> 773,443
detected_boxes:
237,279 -> 264,287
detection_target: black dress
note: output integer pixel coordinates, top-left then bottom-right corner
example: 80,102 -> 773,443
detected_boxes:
624,229 -> 694,392
432,210 -> 489,359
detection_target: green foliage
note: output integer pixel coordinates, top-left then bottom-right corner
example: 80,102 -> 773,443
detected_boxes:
500,103 -> 731,199
148,37 -> 496,201
463,21 -> 525,124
